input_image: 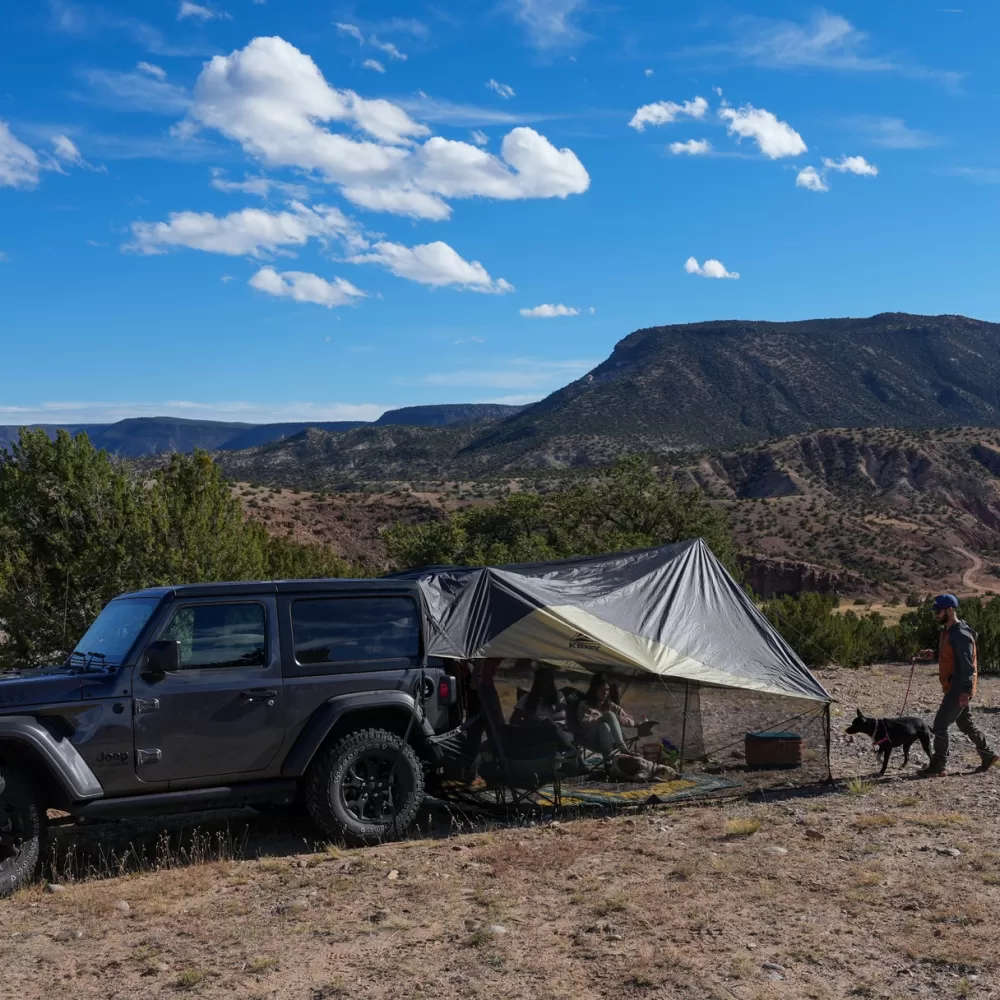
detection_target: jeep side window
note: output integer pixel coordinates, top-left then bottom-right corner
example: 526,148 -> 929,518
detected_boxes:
291,597 -> 419,666
161,603 -> 267,669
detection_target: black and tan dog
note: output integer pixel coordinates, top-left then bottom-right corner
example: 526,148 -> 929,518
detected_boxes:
845,709 -> 933,776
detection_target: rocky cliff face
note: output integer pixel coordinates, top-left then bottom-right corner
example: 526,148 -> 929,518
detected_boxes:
740,555 -> 877,599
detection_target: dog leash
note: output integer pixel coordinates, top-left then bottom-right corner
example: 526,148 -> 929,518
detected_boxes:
899,658 -> 917,715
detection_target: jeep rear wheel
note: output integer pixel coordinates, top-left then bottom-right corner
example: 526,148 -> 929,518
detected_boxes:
0,763 -> 45,897
306,728 -> 424,846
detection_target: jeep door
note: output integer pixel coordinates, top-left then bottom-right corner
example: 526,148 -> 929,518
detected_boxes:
131,596 -> 284,783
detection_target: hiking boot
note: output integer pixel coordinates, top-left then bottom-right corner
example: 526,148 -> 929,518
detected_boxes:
974,754 -> 999,774
918,762 -> 947,778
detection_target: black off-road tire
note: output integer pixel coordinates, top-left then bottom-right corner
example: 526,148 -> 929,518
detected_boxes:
0,761 -> 45,897
305,728 -> 424,846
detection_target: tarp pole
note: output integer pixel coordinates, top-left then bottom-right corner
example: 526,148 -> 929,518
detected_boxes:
679,680 -> 690,774
823,703 -> 834,784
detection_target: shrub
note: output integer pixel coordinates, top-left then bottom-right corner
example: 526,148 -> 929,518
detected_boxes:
0,431 -> 354,667
384,456 -> 740,578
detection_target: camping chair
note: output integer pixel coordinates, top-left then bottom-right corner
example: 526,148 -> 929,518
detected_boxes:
475,680 -> 581,807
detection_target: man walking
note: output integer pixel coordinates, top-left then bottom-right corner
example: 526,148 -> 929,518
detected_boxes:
916,594 -> 998,777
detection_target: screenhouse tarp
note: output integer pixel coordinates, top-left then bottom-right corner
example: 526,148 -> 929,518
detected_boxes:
403,539 -> 831,703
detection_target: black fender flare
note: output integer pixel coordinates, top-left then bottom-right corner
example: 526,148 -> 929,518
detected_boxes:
282,692 -> 439,777
0,716 -> 104,803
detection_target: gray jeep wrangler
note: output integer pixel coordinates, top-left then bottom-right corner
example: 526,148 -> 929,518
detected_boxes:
0,579 -> 460,896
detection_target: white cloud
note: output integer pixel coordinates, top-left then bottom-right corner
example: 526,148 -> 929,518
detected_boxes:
706,12 -> 961,88
208,168 -> 309,199
795,166 -> 828,192
370,35 -> 406,60
644,68 -> 653,77
363,59 -> 385,73
0,400 -> 388,424
181,37 -> 588,220
684,256 -> 739,279
0,121 -> 41,189
51,2 -> 211,58
730,13 -> 887,71
51,135 -> 87,168
189,36 -> 428,155
470,130 -> 489,147
418,129 -> 589,200
669,138 -> 711,155
249,266 -> 365,307
177,1 -> 226,21
350,240 -> 513,292
340,185 -> 451,221
335,22 -> 364,43
127,202 -> 358,256
845,115 -> 940,150
822,154 -> 878,176
510,0 -> 587,49
137,61 -> 166,80
519,303 -> 580,318
487,79 -> 516,99
718,104 -> 806,158
77,67 -> 191,114
628,96 -> 707,131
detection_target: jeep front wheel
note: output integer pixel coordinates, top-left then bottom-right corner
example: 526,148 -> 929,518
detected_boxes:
0,762 -> 45,897
305,728 -> 424,846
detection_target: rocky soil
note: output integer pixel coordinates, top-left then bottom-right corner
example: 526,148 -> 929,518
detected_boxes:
1,665 -> 997,1000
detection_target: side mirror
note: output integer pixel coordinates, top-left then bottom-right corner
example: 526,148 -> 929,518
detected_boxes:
141,639 -> 180,681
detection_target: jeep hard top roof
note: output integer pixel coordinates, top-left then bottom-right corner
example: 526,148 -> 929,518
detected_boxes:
115,578 -> 419,600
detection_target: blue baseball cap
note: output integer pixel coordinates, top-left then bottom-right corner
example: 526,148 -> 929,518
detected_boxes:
932,594 -> 959,611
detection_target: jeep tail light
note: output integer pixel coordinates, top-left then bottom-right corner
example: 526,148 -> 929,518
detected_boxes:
438,676 -> 457,706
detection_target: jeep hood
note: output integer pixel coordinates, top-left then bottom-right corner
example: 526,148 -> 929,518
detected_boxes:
0,667 -> 89,710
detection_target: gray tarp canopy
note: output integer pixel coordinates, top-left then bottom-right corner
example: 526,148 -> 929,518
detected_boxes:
399,539 -> 831,703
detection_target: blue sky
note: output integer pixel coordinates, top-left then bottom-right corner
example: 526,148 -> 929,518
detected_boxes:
1,1 -> 997,424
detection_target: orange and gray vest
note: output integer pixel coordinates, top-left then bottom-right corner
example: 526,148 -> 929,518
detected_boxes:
938,620 -> 978,697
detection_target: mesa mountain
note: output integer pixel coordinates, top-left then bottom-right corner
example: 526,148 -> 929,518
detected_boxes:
0,404 -> 524,458
214,313 -> 1000,481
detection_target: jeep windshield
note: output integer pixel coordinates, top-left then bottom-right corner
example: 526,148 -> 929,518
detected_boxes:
68,597 -> 161,667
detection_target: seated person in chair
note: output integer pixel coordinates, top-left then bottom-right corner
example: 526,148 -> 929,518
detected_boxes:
577,671 -> 636,763
510,665 -> 567,727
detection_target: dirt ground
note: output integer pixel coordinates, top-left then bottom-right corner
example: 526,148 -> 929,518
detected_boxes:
2,665 -> 999,1000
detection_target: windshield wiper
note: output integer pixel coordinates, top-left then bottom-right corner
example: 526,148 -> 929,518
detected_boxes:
66,650 -> 110,672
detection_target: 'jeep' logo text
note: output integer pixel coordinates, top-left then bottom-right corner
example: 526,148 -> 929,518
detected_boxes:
96,750 -> 129,764
568,631 -> 601,652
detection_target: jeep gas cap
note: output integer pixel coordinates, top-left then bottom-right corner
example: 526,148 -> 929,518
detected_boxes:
413,676 -> 435,700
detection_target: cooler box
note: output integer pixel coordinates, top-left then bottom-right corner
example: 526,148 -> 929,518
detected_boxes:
745,731 -> 803,769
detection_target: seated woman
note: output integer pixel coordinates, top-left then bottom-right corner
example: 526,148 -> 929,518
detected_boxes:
510,665 -> 567,727
576,671 -> 636,764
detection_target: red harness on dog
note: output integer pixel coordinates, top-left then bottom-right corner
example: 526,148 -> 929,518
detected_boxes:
872,720 -> 892,750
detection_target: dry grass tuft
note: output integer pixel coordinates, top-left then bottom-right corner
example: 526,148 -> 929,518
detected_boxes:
846,777 -> 875,796
724,817 -> 762,838
853,814 -> 896,828
594,892 -> 629,916
174,969 -> 207,991
906,812 -> 971,828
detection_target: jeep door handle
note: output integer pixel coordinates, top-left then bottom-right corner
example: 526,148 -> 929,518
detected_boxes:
240,688 -> 277,704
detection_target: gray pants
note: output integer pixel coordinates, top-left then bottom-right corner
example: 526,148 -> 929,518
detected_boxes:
579,712 -> 628,758
931,690 -> 995,766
